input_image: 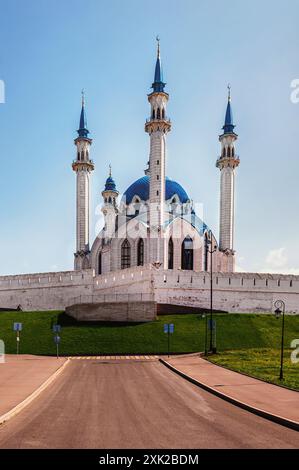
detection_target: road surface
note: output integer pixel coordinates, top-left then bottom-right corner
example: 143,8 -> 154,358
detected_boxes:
0,358 -> 297,449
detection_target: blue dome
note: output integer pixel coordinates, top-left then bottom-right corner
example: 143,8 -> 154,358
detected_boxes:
104,176 -> 117,192
123,175 -> 189,204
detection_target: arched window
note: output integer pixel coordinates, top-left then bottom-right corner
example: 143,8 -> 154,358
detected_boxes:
81,151 -> 84,160
162,108 -> 165,119
232,147 -> 235,157
204,233 -> 209,272
98,252 -> 102,275
181,236 -> 193,270
222,147 -> 226,158
157,108 -> 161,119
227,147 -> 231,158
152,109 -> 156,119
121,239 -> 131,269
168,238 -> 174,269
77,151 -> 80,161
137,239 -> 144,266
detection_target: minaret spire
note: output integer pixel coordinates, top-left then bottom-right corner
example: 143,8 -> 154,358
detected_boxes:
101,166 -> 118,248
72,92 -> 94,270
145,38 -> 171,267
216,87 -> 240,271
223,84 -> 235,134
78,89 -> 89,138
152,35 -> 166,93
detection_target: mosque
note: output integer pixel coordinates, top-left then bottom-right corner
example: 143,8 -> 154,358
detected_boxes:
73,39 -> 240,276
2,40 -> 296,317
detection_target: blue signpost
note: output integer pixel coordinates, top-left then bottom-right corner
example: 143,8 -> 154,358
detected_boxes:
53,325 -> 61,358
164,323 -> 174,357
13,322 -> 22,355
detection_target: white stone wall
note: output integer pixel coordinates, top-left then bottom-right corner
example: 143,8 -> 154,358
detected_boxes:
0,266 -> 298,313
0,270 -> 94,311
93,266 -> 299,314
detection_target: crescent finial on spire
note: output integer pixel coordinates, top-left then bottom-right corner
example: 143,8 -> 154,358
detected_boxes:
109,164 -> 112,177
227,83 -> 231,102
81,88 -> 85,106
156,35 -> 160,58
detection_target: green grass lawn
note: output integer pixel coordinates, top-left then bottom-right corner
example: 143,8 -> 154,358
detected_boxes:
208,349 -> 299,391
0,311 -> 298,358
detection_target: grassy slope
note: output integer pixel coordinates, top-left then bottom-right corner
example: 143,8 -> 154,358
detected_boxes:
0,311 -> 298,356
208,349 -> 299,391
1,311 -> 298,389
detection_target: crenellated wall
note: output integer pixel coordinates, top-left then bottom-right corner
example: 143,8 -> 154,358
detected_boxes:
0,269 -> 94,311
92,266 -> 299,314
0,265 -> 298,314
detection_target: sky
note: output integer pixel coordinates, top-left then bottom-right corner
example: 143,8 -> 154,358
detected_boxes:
0,0 -> 298,275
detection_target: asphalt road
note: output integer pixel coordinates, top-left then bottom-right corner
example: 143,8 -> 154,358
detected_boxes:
0,359 -> 298,449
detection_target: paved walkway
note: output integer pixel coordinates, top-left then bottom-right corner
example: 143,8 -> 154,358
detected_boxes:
165,355 -> 299,424
0,355 -> 66,417
70,355 -> 159,361
0,359 -> 298,448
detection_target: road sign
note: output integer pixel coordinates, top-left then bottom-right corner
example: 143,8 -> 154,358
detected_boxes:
13,322 -> 22,332
54,335 -> 61,344
164,323 -> 175,358
164,324 -> 174,334
53,324 -> 61,333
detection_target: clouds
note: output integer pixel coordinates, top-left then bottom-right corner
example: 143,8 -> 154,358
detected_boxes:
265,247 -> 288,269
235,247 -> 299,275
262,247 -> 299,275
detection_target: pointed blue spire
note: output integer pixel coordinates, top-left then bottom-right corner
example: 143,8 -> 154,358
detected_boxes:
77,90 -> 90,138
222,85 -> 235,134
152,36 -> 166,93
104,165 -> 118,192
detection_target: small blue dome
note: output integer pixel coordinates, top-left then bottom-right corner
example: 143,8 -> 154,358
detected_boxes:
123,175 -> 189,204
104,176 -> 117,192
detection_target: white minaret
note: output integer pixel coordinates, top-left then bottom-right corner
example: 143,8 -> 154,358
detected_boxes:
216,86 -> 240,271
145,38 -> 171,266
101,165 -> 118,239
72,91 -> 94,270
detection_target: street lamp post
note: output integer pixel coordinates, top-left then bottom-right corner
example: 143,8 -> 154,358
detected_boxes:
274,300 -> 286,381
204,313 -> 208,356
207,231 -> 217,353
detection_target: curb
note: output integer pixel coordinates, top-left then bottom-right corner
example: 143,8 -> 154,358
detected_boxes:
0,359 -> 70,426
159,358 -> 299,433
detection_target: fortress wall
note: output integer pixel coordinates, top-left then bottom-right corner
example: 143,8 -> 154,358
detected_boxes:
0,265 -> 298,314
93,265 -> 153,294
0,269 -> 94,311
153,270 -> 299,313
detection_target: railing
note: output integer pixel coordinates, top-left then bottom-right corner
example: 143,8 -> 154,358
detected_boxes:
67,292 -> 155,306
145,117 -> 171,123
